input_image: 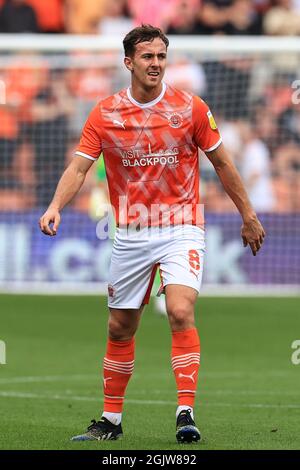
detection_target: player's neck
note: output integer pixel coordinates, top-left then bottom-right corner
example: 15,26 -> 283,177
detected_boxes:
130,82 -> 163,104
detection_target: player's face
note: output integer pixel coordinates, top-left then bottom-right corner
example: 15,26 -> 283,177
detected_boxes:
125,38 -> 167,89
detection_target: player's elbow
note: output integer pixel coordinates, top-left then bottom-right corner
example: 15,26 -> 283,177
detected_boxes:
68,160 -> 88,181
213,158 -> 233,174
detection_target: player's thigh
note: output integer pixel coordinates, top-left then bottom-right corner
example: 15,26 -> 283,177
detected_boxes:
108,229 -> 154,309
165,284 -> 198,310
158,225 -> 204,329
158,227 -> 205,296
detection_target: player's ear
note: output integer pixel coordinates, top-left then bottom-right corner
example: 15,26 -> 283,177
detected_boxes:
124,56 -> 133,72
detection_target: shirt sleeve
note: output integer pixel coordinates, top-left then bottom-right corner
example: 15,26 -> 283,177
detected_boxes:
193,95 -> 222,152
75,104 -> 102,161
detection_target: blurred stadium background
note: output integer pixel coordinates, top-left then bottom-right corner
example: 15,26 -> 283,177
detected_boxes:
0,1 -> 300,293
0,0 -> 300,450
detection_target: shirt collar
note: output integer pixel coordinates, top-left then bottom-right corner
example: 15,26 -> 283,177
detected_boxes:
126,82 -> 166,108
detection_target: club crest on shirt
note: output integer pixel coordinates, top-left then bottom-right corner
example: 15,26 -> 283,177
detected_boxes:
167,112 -> 183,128
207,110 -> 218,130
108,284 -> 115,298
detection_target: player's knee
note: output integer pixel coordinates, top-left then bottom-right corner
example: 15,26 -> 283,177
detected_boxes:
108,317 -> 136,341
167,305 -> 194,331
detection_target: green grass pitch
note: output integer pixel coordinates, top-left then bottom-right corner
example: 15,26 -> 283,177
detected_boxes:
0,294 -> 299,450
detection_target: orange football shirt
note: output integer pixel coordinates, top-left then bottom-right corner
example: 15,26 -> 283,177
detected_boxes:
76,83 -> 222,226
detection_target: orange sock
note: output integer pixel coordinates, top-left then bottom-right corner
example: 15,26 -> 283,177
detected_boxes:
103,337 -> 135,413
171,328 -> 200,407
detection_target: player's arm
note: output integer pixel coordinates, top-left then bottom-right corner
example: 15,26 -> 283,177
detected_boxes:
206,143 -> 266,256
39,156 -> 94,236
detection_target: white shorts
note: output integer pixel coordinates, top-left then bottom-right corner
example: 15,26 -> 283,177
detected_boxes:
107,225 -> 205,309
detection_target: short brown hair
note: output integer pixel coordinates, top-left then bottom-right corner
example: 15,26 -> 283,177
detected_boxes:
123,24 -> 169,57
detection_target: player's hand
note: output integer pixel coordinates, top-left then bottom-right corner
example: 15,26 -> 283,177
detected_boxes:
39,208 -> 61,236
241,215 -> 266,256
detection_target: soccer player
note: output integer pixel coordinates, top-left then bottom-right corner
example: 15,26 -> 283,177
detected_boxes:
39,25 -> 265,443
